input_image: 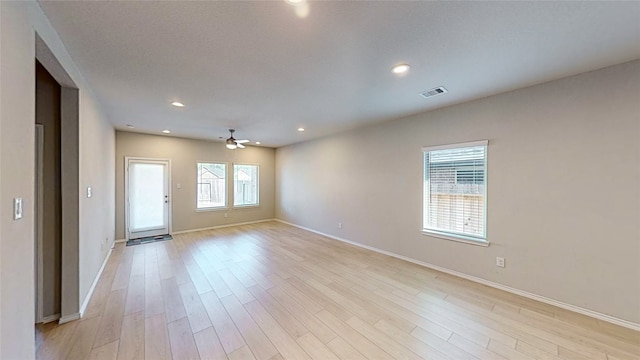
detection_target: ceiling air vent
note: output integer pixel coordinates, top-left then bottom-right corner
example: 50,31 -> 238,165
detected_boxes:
419,86 -> 448,99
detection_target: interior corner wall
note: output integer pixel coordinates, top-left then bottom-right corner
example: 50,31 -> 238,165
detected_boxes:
0,1 -> 115,357
115,131 -> 276,239
276,60 -> 640,325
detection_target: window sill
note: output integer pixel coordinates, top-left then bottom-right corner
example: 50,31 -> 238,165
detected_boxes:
195,207 -> 228,213
421,230 -> 489,247
233,204 -> 260,209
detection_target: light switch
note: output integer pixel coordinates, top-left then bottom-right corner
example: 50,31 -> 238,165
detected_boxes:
14,198 -> 23,220
176,183 -> 182,189
87,186 -> 92,198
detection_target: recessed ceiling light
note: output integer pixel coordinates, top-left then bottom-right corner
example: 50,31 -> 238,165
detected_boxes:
126,124 -> 134,128
162,129 -> 171,134
255,141 -> 261,145
391,63 -> 410,75
171,101 -> 185,107
298,128 -> 305,132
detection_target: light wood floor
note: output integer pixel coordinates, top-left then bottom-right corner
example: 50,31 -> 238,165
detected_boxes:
36,221 -> 639,360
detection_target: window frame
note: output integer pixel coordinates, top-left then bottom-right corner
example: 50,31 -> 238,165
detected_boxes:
233,163 -> 260,208
196,161 -> 228,211
422,140 -> 489,246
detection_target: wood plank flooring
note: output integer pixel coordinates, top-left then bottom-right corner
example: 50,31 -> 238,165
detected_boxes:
36,221 -> 640,359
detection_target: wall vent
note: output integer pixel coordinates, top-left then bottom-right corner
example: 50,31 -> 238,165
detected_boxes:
419,86 -> 448,99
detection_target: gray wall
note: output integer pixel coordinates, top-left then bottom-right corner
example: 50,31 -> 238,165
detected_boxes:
276,60 -> 640,324
1,2 -> 115,357
115,131 -> 276,239
1,3 -> 35,357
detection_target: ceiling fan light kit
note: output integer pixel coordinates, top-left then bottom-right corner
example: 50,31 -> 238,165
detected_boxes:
225,129 -> 249,150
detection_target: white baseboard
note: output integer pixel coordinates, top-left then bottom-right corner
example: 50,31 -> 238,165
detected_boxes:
172,218 -> 276,235
79,247 -> 113,318
275,219 -> 640,332
116,219 -> 275,241
40,314 -> 60,324
58,313 -> 80,324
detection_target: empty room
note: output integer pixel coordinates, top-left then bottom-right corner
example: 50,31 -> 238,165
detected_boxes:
1,1 -> 639,359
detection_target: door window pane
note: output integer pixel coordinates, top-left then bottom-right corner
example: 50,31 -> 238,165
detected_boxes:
130,163 -> 165,231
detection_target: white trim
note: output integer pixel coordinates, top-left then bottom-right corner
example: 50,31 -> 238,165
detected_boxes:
232,205 -> 261,210
275,219 -> 640,332
58,313 -> 80,324
421,230 -> 489,247
422,139 -> 488,152
41,314 -> 60,324
172,218 -> 275,235
79,247 -> 113,317
195,207 -> 229,213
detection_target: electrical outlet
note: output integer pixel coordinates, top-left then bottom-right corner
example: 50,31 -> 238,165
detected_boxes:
224,212 -> 228,218
338,222 -> 342,229
496,257 -> 505,268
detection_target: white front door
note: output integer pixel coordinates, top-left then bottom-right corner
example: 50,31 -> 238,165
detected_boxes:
126,158 -> 171,240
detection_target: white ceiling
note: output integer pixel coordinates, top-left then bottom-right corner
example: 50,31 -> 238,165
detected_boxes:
38,1 -> 640,147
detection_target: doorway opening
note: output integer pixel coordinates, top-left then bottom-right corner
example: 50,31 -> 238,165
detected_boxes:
34,61 -> 62,324
34,34 -> 81,331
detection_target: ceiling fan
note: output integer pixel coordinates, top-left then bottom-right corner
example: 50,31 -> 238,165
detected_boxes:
225,129 -> 249,149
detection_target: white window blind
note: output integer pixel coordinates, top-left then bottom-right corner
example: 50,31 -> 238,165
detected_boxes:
423,140 -> 487,242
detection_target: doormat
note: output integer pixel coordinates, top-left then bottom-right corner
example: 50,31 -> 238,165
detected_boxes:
126,234 -> 173,247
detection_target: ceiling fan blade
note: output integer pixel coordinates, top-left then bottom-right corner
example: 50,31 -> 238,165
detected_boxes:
236,143 -> 246,149
236,139 -> 250,144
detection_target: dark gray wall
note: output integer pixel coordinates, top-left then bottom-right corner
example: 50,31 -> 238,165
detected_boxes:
35,60 -> 61,318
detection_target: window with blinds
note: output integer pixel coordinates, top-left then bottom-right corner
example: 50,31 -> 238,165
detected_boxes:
423,140 -> 488,242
